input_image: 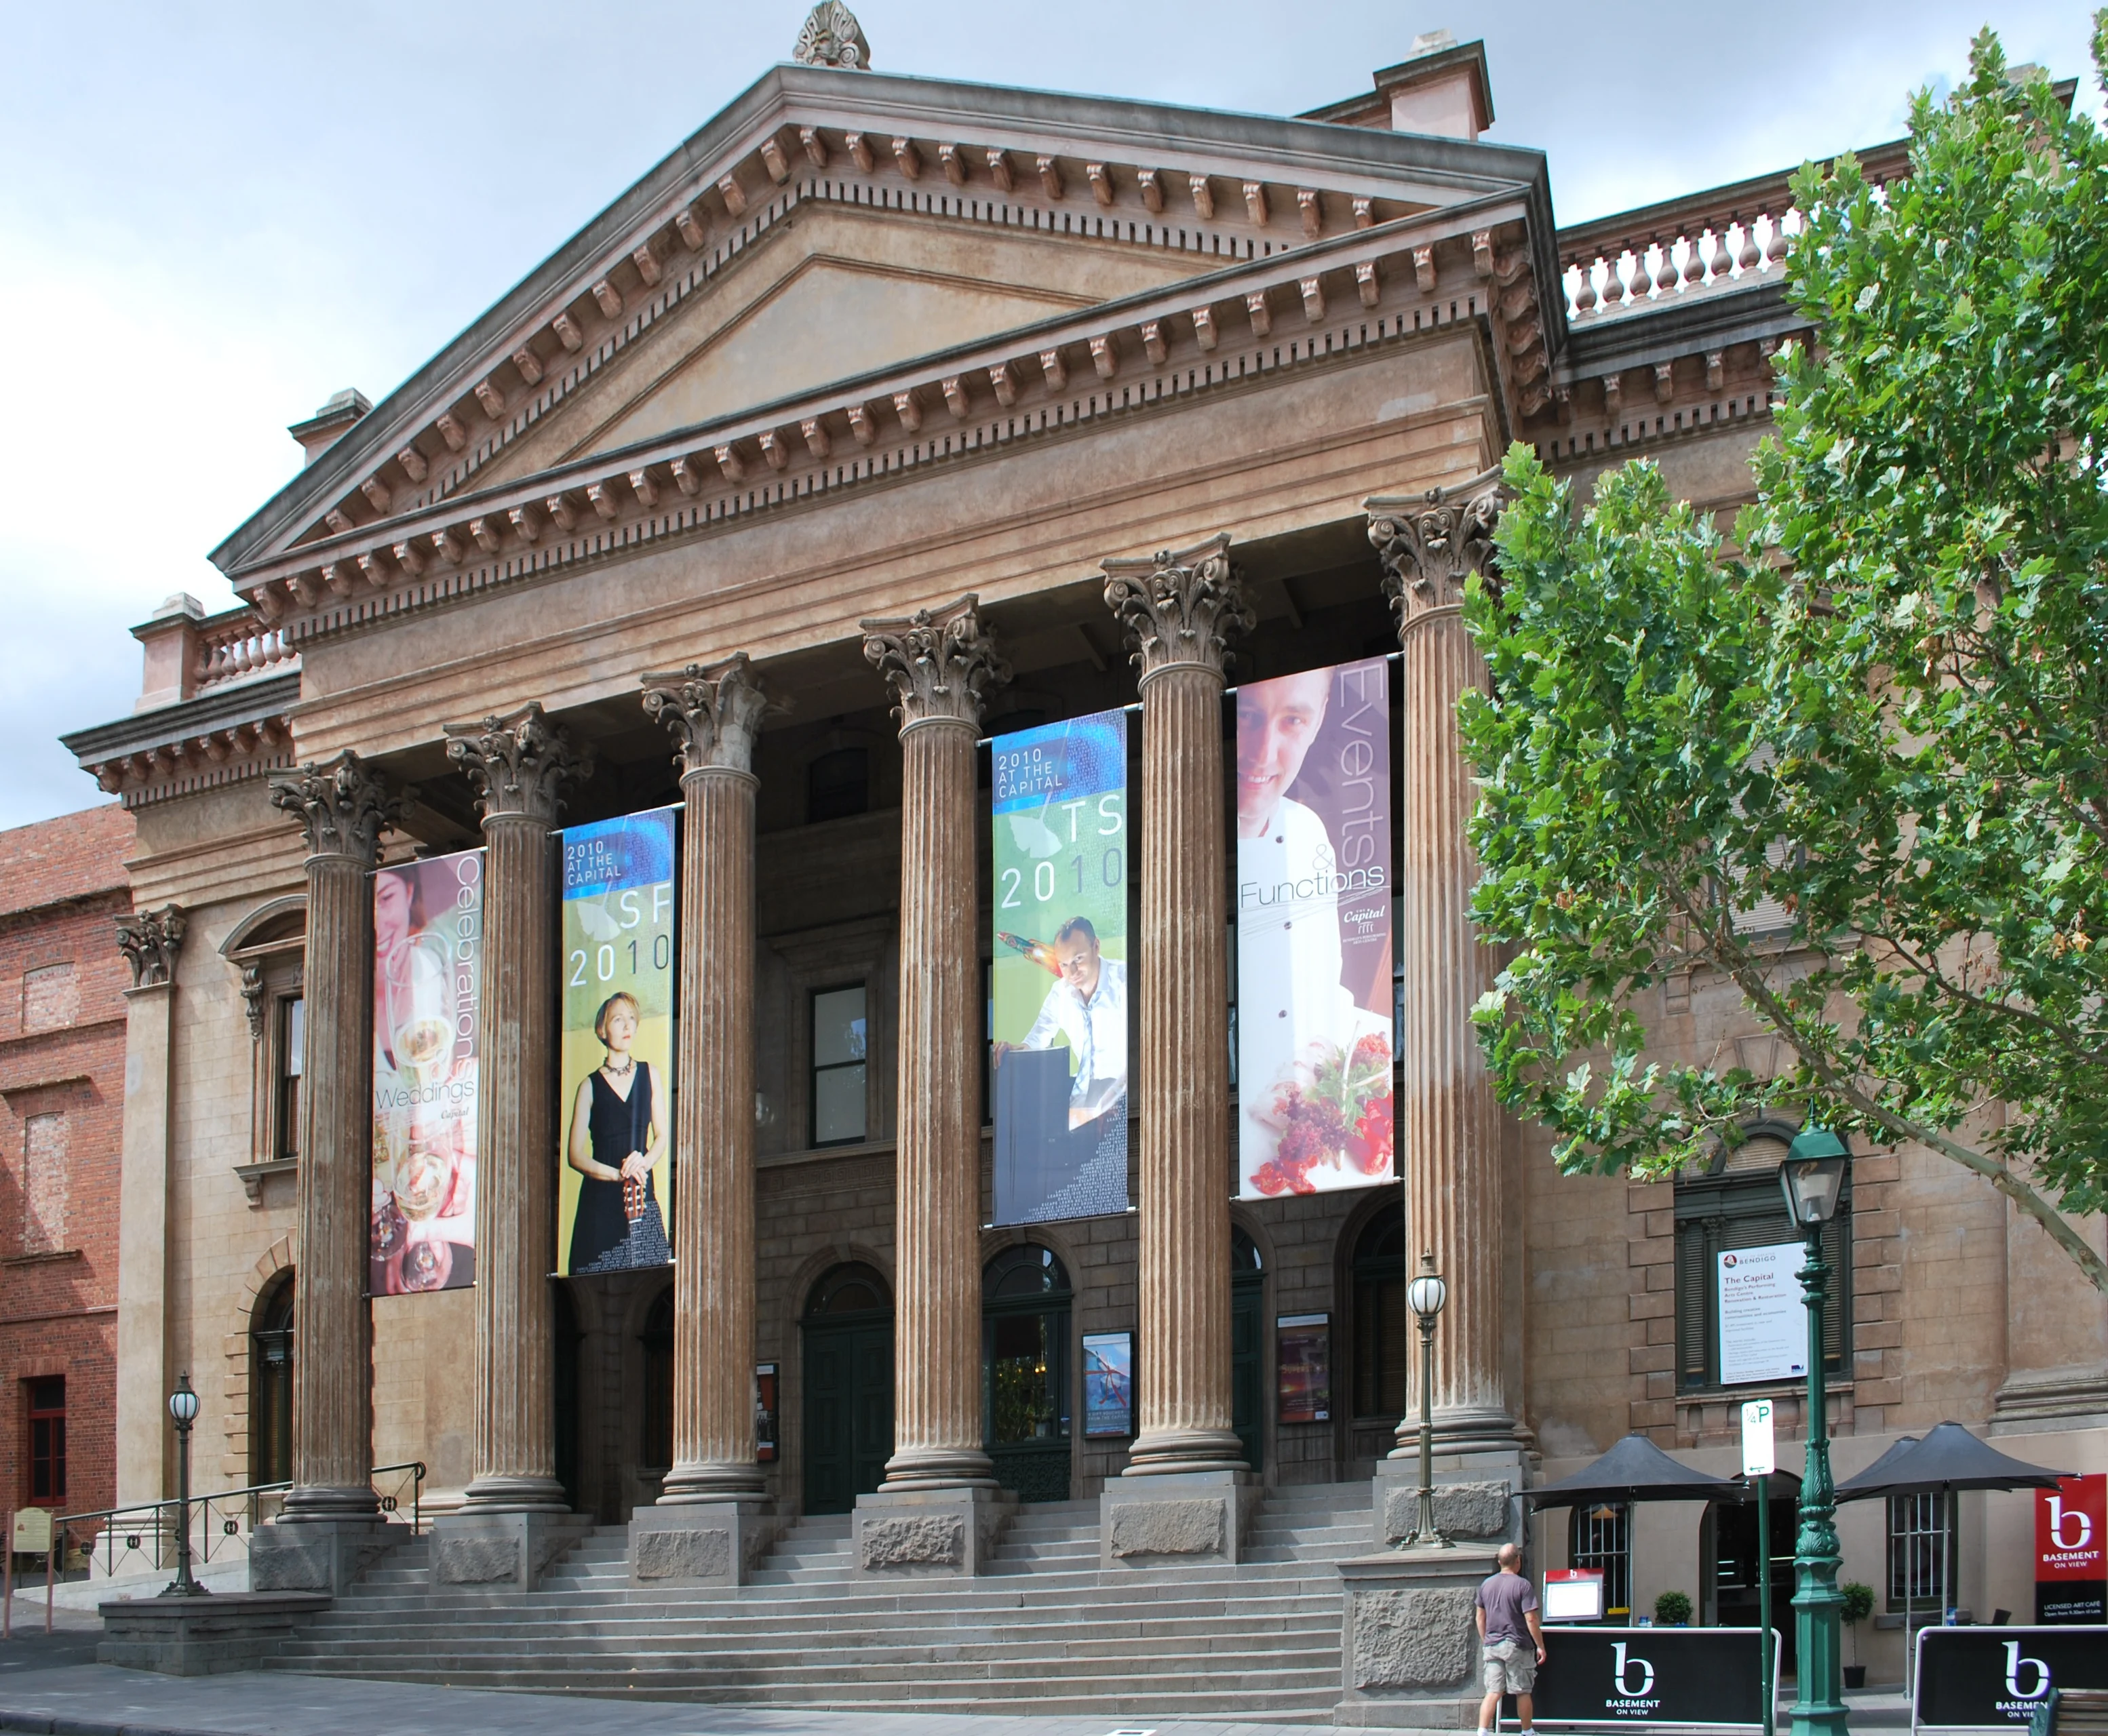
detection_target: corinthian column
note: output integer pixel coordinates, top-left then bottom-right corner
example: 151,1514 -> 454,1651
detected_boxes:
443,703 -> 588,1512
266,757 -> 404,1522
1103,535 -> 1253,1476
640,656 -> 769,1501
861,597 -> 1009,1493
1367,470 -> 1516,1453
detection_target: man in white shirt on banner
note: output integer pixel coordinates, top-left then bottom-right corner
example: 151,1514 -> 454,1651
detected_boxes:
997,916 -> 1127,1127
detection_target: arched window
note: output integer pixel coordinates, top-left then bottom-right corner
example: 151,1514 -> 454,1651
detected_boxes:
804,1261 -> 891,1318
640,1288 -> 674,1472
1351,1201 -> 1408,1425
806,748 -> 870,823
250,1272 -> 294,1486
984,1245 -> 1072,1501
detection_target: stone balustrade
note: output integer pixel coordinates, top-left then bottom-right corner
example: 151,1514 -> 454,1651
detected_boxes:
194,609 -> 297,690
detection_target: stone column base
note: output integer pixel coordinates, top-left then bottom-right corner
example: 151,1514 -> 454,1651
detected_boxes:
248,1516 -> 401,1595
428,1509 -> 594,1593
1338,1543 -> 1502,1728
98,1591 -> 330,1676
1099,1467 -> 1258,1571
1373,1446 -> 1527,1552
627,1497 -> 777,1588
851,1485 -> 1014,1577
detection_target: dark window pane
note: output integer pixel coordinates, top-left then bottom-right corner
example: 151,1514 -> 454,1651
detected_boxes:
807,749 -> 870,823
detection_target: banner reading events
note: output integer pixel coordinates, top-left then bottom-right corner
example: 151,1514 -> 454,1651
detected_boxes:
1235,658 -> 1395,1199
558,807 -> 676,1275
371,849 -> 482,1295
990,710 -> 1130,1226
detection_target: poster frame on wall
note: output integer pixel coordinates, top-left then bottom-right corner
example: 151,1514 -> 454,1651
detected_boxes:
1082,1330 -> 1133,1438
1276,1312 -> 1331,1425
1233,655 -> 1394,1202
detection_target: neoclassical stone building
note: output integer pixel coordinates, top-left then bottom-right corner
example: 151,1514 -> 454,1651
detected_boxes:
66,12 -> 2103,1714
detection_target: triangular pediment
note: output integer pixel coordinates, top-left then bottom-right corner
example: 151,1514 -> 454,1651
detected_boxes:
214,61 -> 1552,592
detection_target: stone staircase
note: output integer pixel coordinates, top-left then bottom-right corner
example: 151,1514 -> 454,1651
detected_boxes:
267,1479 -> 1380,1721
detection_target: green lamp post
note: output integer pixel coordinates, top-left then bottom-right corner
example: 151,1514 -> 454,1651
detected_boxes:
1778,1128 -> 1851,1736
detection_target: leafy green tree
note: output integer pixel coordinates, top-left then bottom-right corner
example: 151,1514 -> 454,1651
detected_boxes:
1462,20 -> 2108,1291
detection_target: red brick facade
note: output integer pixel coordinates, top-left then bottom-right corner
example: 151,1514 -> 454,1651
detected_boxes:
0,804 -> 132,1520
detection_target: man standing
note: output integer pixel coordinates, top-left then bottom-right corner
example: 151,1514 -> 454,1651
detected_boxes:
1477,1543 -> 1545,1736
995,916 -> 1127,1126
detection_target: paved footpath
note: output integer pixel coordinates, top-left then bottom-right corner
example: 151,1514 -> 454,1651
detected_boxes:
0,1640 -> 1320,1736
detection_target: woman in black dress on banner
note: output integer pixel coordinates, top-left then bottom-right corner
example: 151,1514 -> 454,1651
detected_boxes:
564,991 -> 671,1272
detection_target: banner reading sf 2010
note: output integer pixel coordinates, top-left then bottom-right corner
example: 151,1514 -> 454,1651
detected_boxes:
372,849 -> 482,1295
558,808 -> 676,1276
1236,658 -> 1394,1199
990,709 -> 1131,1227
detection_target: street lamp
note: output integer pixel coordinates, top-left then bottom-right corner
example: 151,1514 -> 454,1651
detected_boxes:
161,1373 -> 207,1598
1401,1249 -> 1453,1549
1779,1128 -> 1850,1736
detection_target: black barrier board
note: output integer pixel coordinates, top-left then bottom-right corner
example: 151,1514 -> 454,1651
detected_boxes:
1498,1626 -> 1778,1729
1913,1625 -> 2108,1729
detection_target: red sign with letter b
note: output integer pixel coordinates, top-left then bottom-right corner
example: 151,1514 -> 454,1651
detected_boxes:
2035,1474 -> 2106,1625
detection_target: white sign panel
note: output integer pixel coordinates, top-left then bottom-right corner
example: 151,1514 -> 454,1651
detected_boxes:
1740,1399 -> 1775,1476
1717,1242 -> 1810,1386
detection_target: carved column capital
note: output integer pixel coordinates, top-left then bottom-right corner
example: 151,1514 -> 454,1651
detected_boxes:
861,595 -> 1009,736
442,701 -> 590,824
115,904 -> 186,989
1101,532 -> 1253,687
1366,468 -> 1506,633
269,750 -> 408,865
640,653 -> 775,780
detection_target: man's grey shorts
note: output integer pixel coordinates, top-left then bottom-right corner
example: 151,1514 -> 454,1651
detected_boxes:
1483,1637 -> 1537,1695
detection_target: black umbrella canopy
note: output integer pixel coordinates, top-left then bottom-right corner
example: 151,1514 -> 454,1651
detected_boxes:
1834,1422 -> 2067,1502
1529,1433 -> 1746,1507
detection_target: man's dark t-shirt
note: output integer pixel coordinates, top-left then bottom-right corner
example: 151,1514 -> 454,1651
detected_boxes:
1479,1571 -> 1539,1644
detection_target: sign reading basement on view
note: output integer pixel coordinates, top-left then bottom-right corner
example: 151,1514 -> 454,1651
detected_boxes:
989,709 -> 1131,1227
1504,1626 -> 1777,1730
1235,658 -> 1394,1200
558,807 -> 676,1275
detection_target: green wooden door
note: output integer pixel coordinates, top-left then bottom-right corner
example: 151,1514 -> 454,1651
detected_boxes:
1232,1276 -> 1264,1472
803,1317 -> 893,1515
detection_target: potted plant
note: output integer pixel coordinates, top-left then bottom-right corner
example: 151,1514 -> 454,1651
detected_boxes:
1841,1582 -> 1875,1689
1654,1590 -> 1694,1628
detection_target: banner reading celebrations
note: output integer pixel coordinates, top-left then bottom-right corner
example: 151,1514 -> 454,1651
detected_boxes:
1235,658 -> 1394,1198
558,807 -> 676,1275
990,710 -> 1130,1226
371,849 -> 482,1295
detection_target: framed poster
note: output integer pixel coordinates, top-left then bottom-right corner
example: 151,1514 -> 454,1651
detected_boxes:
370,847 -> 482,1296
1717,1242 -> 1809,1385
755,1362 -> 780,1464
1277,1312 -> 1331,1423
558,807 -> 678,1276
1082,1330 -> 1133,1438
1235,658 -> 1394,1199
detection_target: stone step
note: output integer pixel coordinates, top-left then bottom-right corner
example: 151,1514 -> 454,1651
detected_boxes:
274,1658 -> 1344,1696
279,1630 -> 1341,1668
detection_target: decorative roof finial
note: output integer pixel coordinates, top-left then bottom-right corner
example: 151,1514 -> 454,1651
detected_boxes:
792,3 -> 871,69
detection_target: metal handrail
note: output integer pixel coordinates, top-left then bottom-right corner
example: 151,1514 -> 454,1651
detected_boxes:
20,1460 -> 427,1625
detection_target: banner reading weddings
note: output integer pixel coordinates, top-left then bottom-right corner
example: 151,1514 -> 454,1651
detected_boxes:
1236,658 -> 1395,1199
990,710 -> 1131,1226
371,849 -> 482,1295
558,807 -> 676,1276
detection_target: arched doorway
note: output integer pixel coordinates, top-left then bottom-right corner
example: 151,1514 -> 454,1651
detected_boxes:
249,1271 -> 294,1486
802,1262 -> 893,1515
983,1244 -> 1071,1502
1231,1227 -> 1264,1472
1349,1200 -> 1407,1464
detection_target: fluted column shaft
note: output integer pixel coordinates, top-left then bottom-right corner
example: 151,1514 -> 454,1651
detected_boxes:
269,756 -> 400,1519
642,658 -> 768,1501
861,599 -> 1008,1490
1370,473 -> 1515,1451
445,704 -> 588,1510
1104,534 -> 1253,1475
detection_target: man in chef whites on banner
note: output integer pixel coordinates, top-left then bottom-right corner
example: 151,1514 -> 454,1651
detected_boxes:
1235,659 -> 1394,1199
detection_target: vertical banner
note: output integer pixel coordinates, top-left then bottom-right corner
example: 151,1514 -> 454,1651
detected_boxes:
558,807 -> 676,1275
2036,1474 -> 2107,1624
371,849 -> 482,1295
990,711 -> 1130,1225
1236,658 -> 1394,1198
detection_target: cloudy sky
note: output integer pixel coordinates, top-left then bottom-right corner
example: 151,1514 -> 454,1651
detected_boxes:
1,1 -> 2099,830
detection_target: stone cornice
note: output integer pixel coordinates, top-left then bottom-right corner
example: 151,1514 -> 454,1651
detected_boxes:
61,672 -> 301,810
212,64 -> 1559,587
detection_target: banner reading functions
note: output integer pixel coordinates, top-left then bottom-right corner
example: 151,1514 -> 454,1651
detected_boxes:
990,710 -> 1130,1226
372,849 -> 482,1295
1235,658 -> 1395,1198
558,807 -> 676,1275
